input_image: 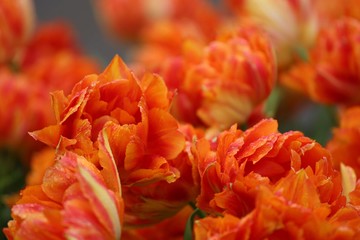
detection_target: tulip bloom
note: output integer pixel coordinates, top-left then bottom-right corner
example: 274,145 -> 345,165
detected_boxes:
195,179 -> 358,240
314,0 -> 360,25
31,55 -> 183,185
327,107 -> 360,177
196,118 -> 343,217
94,0 -> 219,40
20,21 -> 100,94
0,69 -> 53,154
0,22 -> 99,160
195,139 -> 357,239
0,0 -> 35,64
165,26 -> 276,130
31,55 -> 199,226
4,136 -> 124,240
225,0 -> 318,68
132,20 -> 206,75
281,17 -> 360,105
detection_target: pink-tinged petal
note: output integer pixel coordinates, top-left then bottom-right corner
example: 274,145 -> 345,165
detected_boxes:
9,216 -> 64,240
77,158 -> 122,239
42,152 -> 78,203
7,204 -> 63,240
11,203 -> 45,219
63,185 -> 113,240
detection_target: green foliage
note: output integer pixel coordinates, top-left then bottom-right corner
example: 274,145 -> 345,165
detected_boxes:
0,149 -> 27,240
184,203 -> 206,240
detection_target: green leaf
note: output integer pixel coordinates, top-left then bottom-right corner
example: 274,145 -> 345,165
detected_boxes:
184,206 -> 206,240
0,148 -> 27,240
294,45 -> 309,62
264,86 -> 283,118
0,148 -> 27,195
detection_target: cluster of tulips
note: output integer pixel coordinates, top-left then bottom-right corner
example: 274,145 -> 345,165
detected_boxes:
1,0 -> 360,239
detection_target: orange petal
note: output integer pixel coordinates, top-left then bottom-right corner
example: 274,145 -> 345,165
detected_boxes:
147,108 -> 185,159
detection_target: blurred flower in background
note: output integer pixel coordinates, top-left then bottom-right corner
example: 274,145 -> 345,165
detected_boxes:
225,0 -> 319,68
0,0 -> 99,234
94,0 -> 220,41
281,17 -> 360,105
327,107 -> 360,177
0,0 -> 35,64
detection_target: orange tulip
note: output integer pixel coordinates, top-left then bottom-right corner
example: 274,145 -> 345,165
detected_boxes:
30,55 -> 201,226
194,161 -> 360,240
31,55 -> 182,183
225,0 -> 318,68
196,118 -> 343,217
195,183 -> 350,240
21,22 -> 80,64
0,69 -> 53,154
132,20 -> 206,75
165,26 -> 276,129
0,22 -> 99,160
118,123 -> 203,226
327,107 -> 360,177
94,0 -> 220,40
0,0 -> 35,64
20,21 -> 100,94
314,0 -> 360,25
4,140 -> 124,240
281,17 -> 360,105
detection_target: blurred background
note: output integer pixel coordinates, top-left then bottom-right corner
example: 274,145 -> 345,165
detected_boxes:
35,0 -> 127,66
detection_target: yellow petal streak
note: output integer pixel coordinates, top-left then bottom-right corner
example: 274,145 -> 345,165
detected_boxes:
78,164 -> 122,239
